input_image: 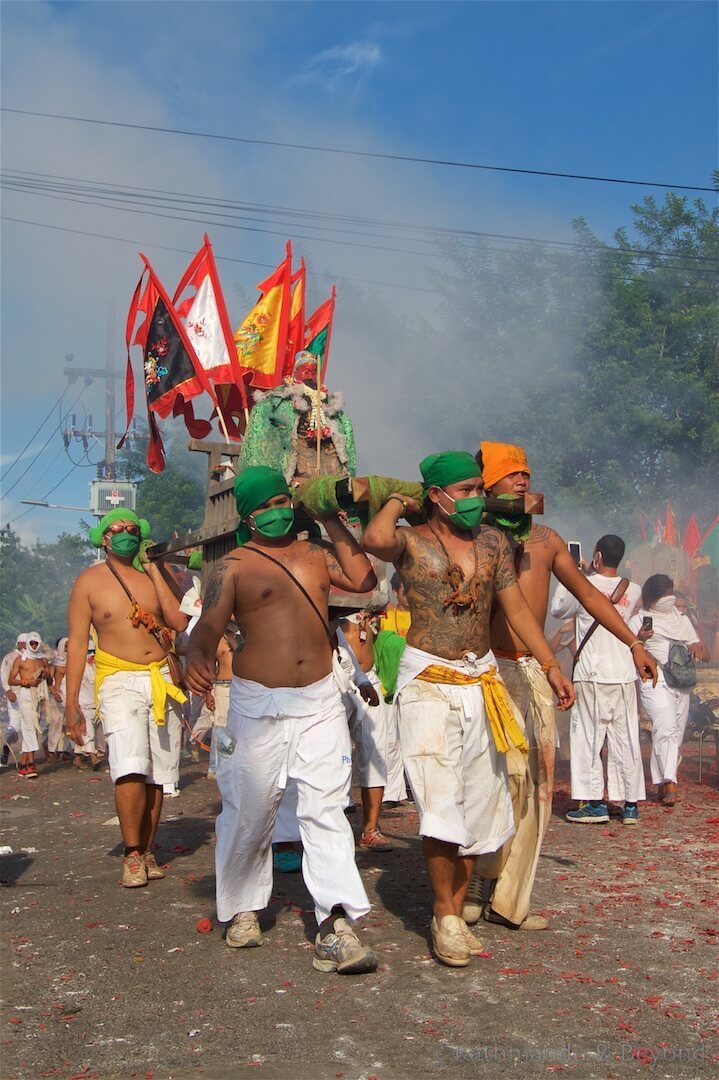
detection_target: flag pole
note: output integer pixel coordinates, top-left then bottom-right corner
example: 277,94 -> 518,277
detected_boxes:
316,353 -> 322,476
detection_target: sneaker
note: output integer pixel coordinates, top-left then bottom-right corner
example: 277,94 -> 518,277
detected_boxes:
431,915 -> 471,968
272,849 -> 302,873
484,909 -> 550,931
25,764 -> 38,779
17,766 -> 29,778
622,805 -> 640,825
565,802 -> 609,824
143,851 -> 166,880
460,920 -> 485,955
462,871 -> 484,925
121,852 -> 148,888
312,918 -> 378,975
225,911 -> 263,949
381,800 -> 400,809
358,828 -> 393,852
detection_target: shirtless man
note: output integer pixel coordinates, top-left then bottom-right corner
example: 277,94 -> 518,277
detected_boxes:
65,509 -> 188,888
362,451 -> 575,968
9,632 -> 54,778
185,466 -> 380,975
465,442 -> 657,931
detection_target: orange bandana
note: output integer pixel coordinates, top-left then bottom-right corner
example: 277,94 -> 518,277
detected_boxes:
480,442 -> 531,490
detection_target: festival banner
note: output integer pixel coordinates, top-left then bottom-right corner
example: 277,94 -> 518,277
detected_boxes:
682,513 -> 703,559
304,284 -> 336,380
663,502 -> 678,546
173,234 -> 248,412
122,256 -> 217,472
284,258 -> 306,379
233,242 -> 292,389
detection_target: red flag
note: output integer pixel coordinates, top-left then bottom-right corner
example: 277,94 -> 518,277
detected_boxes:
284,258 -> 306,379
663,502 -> 678,546
304,285 -> 336,380
123,256 -> 218,472
682,513 -> 703,559
173,234 -> 248,413
636,510 -> 650,542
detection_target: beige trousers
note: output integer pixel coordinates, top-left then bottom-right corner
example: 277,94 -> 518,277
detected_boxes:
474,656 -> 556,925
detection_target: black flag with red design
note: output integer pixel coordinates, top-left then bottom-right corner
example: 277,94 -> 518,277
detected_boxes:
121,256 -> 216,472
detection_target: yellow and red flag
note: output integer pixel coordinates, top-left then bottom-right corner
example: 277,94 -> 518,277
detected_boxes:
233,242 -> 292,389
284,258 -> 306,379
304,284 -> 336,381
663,502 -> 678,546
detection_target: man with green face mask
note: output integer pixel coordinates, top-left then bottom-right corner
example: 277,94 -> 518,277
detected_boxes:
186,466 -> 381,975
461,442 -> 657,935
65,508 -> 189,889
362,450 -> 576,969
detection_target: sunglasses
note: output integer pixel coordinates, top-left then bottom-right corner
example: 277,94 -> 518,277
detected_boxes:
104,523 -> 140,536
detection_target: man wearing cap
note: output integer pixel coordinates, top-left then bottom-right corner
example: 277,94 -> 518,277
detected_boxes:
463,442 -> 656,933
185,466 -> 380,975
362,450 -> 575,968
65,509 -> 189,888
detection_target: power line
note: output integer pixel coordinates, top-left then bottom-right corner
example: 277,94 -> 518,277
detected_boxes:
1,386 -> 86,502
1,386 -> 69,480
9,460 -> 88,526
2,106 -> 715,193
4,168 -> 716,272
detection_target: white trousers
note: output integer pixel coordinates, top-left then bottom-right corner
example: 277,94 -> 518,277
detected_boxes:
639,677 -> 690,785
570,682 -> 645,802
215,674 -> 370,926
396,678 -> 514,856
17,689 -> 41,754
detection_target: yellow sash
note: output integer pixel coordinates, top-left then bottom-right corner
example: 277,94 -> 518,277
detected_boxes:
94,647 -> 187,726
416,663 -> 528,755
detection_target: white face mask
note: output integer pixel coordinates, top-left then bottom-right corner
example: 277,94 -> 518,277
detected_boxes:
653,595 -> 676,613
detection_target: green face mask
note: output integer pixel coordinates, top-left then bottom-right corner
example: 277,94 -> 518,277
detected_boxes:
109,530 -> 141,558
250,506 -> 295,539
484,492 -> 533,542
439,491 -> 485,530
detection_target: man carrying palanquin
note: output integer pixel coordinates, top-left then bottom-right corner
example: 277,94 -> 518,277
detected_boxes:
362,450 -> 575,968
185,465 -> 380,976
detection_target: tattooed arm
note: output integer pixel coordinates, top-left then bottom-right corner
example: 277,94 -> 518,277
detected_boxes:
322,515 -> 377,593
185,559 -> 236,694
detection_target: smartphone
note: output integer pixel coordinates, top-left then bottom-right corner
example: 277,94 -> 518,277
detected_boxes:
641,616 -> 653,632
568,541 -> 582,566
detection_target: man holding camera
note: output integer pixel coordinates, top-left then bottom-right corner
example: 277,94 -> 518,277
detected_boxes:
464,443 -> 656,932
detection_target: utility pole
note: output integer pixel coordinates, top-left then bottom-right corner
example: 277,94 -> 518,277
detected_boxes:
63,309 -> 131,480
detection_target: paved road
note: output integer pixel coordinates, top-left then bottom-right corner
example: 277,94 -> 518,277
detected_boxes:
1,738 -> 717,1079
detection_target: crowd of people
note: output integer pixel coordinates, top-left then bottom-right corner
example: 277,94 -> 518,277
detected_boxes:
0,442 -> 711,974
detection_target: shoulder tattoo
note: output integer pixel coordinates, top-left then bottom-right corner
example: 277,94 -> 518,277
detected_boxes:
203,562 -> 228,610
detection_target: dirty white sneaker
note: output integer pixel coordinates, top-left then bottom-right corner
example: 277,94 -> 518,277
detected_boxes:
225,911 -> 263,948
462,871 -> 483,925
431,915 -> 471,967
460,920 -> 485,955
312,918 -> 378,974
121,852 -> 148,888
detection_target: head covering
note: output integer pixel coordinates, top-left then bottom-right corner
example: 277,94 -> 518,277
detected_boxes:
480,442 -> 531,491
419,451 -> 482,498
25,631 -> 43,659
234,467 -> 291,545
16,633 -> 28,658
88,508 -> 151,547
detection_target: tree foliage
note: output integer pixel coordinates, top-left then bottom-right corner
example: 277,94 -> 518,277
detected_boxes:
429,191 -> 718,534
0,531 -> 95,657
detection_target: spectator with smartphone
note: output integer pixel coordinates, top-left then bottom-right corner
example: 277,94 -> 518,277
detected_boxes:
628,575 -> 706,806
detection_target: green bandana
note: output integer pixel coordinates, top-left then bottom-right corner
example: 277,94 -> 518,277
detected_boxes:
484,492 -> 533,542
234,466 -> 291,546
88,508 -> 151,547
419,451 -> 482,498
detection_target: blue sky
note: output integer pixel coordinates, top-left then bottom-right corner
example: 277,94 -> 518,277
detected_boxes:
1,0 -> 716,542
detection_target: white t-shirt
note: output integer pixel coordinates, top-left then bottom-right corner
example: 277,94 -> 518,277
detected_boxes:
628,607 -> 699,666
550,575 -> 641,684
